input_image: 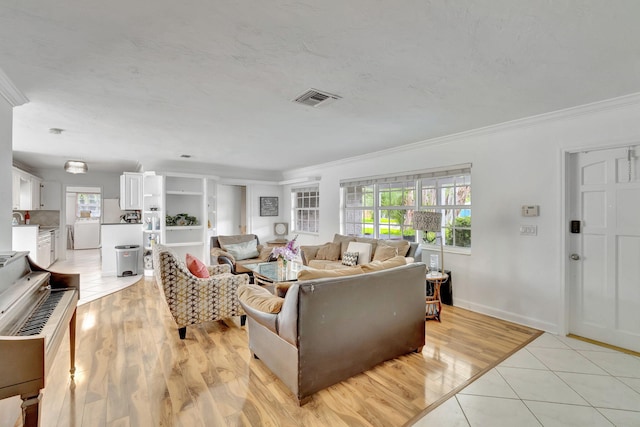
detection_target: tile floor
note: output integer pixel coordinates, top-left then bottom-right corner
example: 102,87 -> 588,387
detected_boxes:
51,249 -> 141,305
413,333 -> 640,426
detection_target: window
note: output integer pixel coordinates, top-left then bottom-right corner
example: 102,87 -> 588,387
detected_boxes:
420,174 -> 471,248
77,193 -> 101,218
292,185 -> 319,233
341,165 -> 471,249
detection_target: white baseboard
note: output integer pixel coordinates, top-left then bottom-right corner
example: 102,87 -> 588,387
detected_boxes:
453,298 -> 559,334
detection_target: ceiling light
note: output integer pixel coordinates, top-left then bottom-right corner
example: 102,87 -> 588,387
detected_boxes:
49,128 -> 64,134
64,160 -> 88,174
180,154 -> 192,158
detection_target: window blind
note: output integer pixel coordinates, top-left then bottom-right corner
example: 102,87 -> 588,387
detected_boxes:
339,163 -> 472,188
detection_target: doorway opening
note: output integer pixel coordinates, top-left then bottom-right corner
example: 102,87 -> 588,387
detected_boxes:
66,186 -> 102,250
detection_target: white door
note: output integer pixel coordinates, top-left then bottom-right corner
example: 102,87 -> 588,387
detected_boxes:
568,145 -> 640,352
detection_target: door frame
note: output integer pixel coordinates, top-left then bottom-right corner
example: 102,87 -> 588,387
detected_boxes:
560,139 -> 640,337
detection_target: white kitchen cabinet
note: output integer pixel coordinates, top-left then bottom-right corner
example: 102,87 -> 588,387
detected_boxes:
12,226 -> 52,267
12,167 -> 45,210
30,176 -> 42,210
40,181 -> 62,210
12,171 -> 20,210
120,172 -> 143,210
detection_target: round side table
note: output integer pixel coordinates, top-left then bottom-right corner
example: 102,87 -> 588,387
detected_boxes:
425,272 -> 448,322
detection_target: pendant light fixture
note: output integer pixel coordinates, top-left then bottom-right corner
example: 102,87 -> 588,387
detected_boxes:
64,160 -> 88,174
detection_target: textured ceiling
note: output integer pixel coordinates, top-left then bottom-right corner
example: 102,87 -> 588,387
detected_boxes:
2,1 -> 640,176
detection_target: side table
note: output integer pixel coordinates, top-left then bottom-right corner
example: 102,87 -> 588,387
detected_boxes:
425,272 -> 448,322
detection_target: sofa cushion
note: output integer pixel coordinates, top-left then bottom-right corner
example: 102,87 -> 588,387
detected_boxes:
346,241 -> 372,265
341,251 -> 359,266
238,284 -> 284,314
224,239 -> 260,261
361,256 -> 407,273
378,240 -> 411,257
372,245 -> 398,261
300,245 -> 320,262
355,237 -> 378,260
297,265 -> 364,281
332,234 -> 356,256
308,260 -> 347,270
316,242 -> 341,261
186,253 -> 210,278
218,234 -> 256,247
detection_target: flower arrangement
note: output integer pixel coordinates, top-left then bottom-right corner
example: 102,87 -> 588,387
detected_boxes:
271,235 -> 299,265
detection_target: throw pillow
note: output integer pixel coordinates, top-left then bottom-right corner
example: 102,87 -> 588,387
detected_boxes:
361,256 -> 407,273
355,237 -> 378,257
372,245 -> 398,261
379,240 -> 411,257
186,253 -> 210,278
238,284 -> 284,314
332,234 -> 357,256
223,239 -> 260,261
345,241 -> 373,265
315,242 -> 341,261
342,251 -> 359,266
297,265 -> 364,280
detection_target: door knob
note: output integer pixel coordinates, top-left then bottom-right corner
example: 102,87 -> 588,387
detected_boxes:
570,254 -> 580,260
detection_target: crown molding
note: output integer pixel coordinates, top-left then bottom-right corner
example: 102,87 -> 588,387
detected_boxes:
284,92 -> 640,177
0,67 -> 28,107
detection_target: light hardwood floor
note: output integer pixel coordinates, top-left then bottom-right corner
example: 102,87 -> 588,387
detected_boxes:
9,276 -> 541,427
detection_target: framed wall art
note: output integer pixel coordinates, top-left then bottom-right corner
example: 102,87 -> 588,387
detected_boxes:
260,196 -> 278,216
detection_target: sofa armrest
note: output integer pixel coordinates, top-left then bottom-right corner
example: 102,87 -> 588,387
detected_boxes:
406,242 -> 422,261
300,245 -> 322,265
276,283 -> 300,346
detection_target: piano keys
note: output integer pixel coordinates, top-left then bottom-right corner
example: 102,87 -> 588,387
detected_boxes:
0,251 -> 79,427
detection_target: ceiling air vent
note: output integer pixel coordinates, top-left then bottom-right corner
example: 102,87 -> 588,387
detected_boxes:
293,88 -> 341,107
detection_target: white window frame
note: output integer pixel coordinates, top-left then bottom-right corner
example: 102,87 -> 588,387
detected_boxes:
340,164 -> 471,251
291,185 -> 320,235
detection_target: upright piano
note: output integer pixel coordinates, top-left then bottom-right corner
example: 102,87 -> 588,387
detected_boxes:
0,251 -> 79,427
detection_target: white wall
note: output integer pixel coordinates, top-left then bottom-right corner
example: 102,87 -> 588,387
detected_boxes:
217,184 -> 244,235
0,97 -> 12,251
281,94 -> 640,333
246,183 -> 285,242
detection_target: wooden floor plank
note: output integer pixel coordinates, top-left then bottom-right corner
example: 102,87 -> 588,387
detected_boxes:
5,277 -> 540,427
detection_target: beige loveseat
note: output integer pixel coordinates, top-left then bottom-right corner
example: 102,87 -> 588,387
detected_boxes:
237,257 -> 427,405
300,233 -> 422,270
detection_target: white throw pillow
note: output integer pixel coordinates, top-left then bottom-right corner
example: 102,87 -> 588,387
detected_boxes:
224,240 -> 259,261
346,241 -> 372,265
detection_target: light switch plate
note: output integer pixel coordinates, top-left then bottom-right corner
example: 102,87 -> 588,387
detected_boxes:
520,225 -> 537,236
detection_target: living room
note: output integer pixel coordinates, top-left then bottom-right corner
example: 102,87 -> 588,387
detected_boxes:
1,2 -> 640,426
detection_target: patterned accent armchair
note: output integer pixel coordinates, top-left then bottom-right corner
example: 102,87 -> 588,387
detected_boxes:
153,244 -> 249,339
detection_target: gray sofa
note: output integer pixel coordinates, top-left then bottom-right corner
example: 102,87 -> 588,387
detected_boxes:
238,261 -> 427,405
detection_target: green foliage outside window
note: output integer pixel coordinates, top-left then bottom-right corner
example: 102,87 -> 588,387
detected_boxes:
445,217 -> 471,247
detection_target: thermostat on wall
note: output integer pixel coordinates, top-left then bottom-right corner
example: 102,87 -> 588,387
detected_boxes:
521,205 -> 539,217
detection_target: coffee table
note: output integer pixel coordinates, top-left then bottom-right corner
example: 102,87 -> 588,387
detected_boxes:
243,261 -> 308,287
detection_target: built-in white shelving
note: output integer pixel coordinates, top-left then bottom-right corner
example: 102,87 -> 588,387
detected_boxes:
163,174 -> 207,261
142,173 -> 163,275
